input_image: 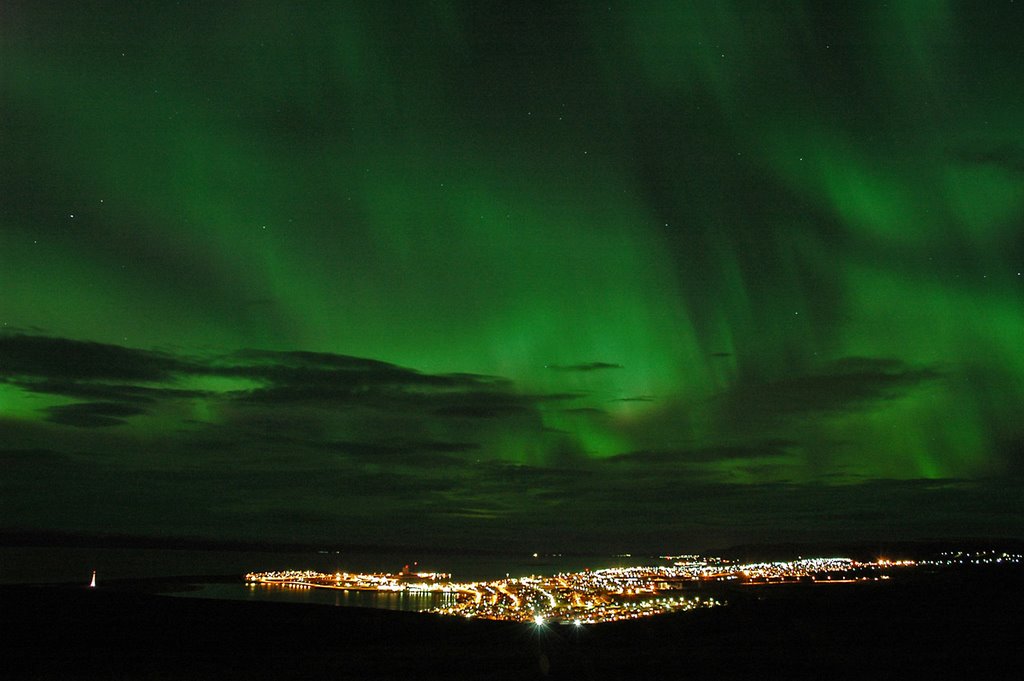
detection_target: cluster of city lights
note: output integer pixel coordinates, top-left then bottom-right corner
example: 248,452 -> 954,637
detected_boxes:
921,550 -> 1022,566
425,571 -> 722,624
244,553 -> 928,624
239,545 -> 1024,633
245,567 -> 453,593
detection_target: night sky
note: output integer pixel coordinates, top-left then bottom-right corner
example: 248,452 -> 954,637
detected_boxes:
2,1 -> 1023,552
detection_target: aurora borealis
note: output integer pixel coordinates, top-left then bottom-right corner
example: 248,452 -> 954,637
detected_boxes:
2,1 -> 1022,551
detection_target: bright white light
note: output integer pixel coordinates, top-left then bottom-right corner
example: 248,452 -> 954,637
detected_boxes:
574,619 -> 582,627
534,615 -> 544,626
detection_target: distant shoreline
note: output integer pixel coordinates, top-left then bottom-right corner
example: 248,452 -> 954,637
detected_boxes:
5,528 -> 1022,560
4,569 -> 1023,679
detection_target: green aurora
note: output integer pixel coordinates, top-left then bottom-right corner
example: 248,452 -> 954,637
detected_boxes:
1,1 -> 1022,550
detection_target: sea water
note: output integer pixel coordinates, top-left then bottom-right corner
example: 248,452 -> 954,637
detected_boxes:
175,581 -> 459,612
0,545 -> 654,587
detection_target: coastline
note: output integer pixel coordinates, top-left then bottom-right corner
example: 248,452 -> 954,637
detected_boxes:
3,567 -> 1022,679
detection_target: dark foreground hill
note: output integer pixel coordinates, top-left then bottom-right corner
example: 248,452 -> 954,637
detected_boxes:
2,568 -> 1022,680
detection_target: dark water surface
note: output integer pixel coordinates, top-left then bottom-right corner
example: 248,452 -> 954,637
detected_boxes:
177,581 -> 458,612
0,545 -> 654,585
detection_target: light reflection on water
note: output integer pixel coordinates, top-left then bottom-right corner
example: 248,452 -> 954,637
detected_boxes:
176,582 -> 457,612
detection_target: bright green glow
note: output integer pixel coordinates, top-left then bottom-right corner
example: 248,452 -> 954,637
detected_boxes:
2,2 -> 1023,546
0,382 -> 59,420
944,164 -> 1024,240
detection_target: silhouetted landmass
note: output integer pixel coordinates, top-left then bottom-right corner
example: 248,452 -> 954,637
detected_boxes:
9,529 -> 1024,565
0,528 -> 521,557
0,529 -> 315,552
2,566 -> 1021,679
715,538 -> 1024,562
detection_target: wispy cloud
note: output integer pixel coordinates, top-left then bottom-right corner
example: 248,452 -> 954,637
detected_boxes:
546,362 -> 623,372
